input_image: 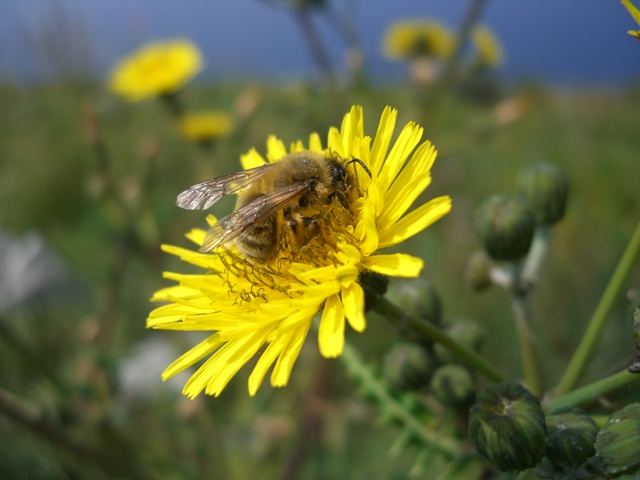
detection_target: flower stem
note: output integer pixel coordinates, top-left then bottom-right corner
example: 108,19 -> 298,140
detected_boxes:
341,342 -> 463,457
373,296 -> 504,382
547,370 -> 640,413
521,227 -> 550,289
510,295 -> 542,395
556,218 -> 640,394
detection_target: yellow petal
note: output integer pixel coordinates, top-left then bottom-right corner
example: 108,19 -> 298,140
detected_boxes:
376,121 -> 424,194
355,203 -> 379,255
266,135 -> 287,162
341,283 -> 366,332
629,29 -> 640,38
248,331 -> 291,395
318,294 -> 345,358
370,106 -> 397,175
622,0 -> 640,24
379,174 -> 432,227
240,148 -> 266,169
271,320 -> 312,387
162,334 -> 224,380
290,140 -> 304,153
202,328 -> 273,397
185,228 -> 206,246
340,105 -> 364,156
363,253 -> 424,277
327,126 -> 345,157
308,132 -> 323,152
379,196 -> 452,248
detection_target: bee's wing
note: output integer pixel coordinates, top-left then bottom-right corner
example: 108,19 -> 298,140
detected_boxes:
176,164 -> 276,210
199,182 -> 309,253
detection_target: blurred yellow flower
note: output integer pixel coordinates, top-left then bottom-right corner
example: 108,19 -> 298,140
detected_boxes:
471,26 -> 504,67
147,106 -> 452,398
383,20 -> 455,60
179,111 -> 233,144
109,39 -> 203,102
622,0 -> 640,39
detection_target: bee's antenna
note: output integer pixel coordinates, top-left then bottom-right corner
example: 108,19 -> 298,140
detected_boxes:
346,158 -> 372,178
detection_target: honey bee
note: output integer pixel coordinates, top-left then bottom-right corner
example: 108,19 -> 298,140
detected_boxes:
176,152 -> 366,260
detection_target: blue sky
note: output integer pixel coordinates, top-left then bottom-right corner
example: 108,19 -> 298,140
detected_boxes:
1,0 -> 638,85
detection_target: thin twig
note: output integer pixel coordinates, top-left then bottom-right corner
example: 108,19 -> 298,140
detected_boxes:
440,0 -> 489,86
293,9 -> 338,89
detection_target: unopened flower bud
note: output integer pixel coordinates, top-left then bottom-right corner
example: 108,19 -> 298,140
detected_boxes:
475,194 -> 535,261
595,403 -> 640,477
430,365 -> 475,408
516,163 -> 569,226
465,251 -> 493,292
546,411 -> 597,469
359,272 -> 389,312
382,342 -> 435,391
387,278 -> 442,325
434,319 -> 485,363
469,382 -> 546,472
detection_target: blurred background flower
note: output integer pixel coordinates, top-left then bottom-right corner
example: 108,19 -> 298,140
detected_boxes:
471,25 -> 503,67
178,110 -> 234,145
382,19 -> 454,61
109,39 -> 203,102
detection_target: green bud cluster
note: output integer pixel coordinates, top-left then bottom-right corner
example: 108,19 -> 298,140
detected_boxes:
516,163 -> 569,226
465,251 -> 493,292
430,365 -> 475,408
595,403 -> 640,477
545,411 -> 597,469
474,194 -> 535,261
386,278 -> 442,326
382,342 -> 436,391
469,383 -> 547,472
434,319 -> 485,363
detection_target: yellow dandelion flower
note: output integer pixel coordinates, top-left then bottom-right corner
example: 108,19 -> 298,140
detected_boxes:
109,39 -> 202,102
383,20 -> 455,61
147,106 -> 452,398
179,111 -> 234,145
471,26 -> 504,67
622,0 -> 640,40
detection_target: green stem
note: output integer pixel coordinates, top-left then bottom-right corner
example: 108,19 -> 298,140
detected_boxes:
556,219 -> 640,394
373,296 -> 504,382
510,295 -> 542,395
341,343 -> 463,457
547,370 -> 640,413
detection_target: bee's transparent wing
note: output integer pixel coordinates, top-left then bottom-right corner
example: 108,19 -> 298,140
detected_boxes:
176,164 -> 275,210
199,182 -> 309,253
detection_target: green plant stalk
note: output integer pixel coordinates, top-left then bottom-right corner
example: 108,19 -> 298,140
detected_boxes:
373,296 -> 504,382
556,218 -> 640,394
340,343 -> 463,457
510,295 -> 542,395
547,370 -> 640,413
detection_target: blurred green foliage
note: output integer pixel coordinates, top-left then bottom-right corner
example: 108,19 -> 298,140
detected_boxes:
0,80 -> 639,479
